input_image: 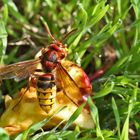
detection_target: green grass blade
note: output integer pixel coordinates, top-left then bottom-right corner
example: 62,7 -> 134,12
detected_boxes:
0,128 -> 10,140
62,102 -> 86,131
88,97 -> 104,139
4,46 -> 19,64
93,82 -> 114,99
68,3 -> 87,52
2,4 -> 8,24
0,20 -> 7,64
76,20 -> 121,59
45,0 -> 53,7
120,115 -> 129,140
3,0 -> 28,24
87,2 -> 109,28
120,85 -> 137,140
14,133 -> 23,140
131,0 -> 140,47
117,0 -> 121,15
105,55 -> 129,75
77,3 -> 88,29
112,97 -> 120,139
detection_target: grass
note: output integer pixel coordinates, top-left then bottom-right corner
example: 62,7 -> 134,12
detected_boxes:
0,0 -> 140,139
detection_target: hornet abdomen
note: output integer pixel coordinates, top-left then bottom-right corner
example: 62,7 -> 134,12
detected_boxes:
37,73 -> 56,113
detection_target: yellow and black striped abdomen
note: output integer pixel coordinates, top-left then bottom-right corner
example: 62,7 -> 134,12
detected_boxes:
37,73 -> 56,113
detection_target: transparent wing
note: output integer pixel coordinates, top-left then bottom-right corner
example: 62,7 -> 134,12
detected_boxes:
0,58 -> 41,81
56,62 -> 83,105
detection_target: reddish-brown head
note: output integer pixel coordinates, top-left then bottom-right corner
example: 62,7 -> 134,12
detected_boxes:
40,41 -> 67,72
49,41 -> 68,60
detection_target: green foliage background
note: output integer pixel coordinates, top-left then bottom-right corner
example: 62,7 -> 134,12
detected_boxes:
0,0 -> 140,139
